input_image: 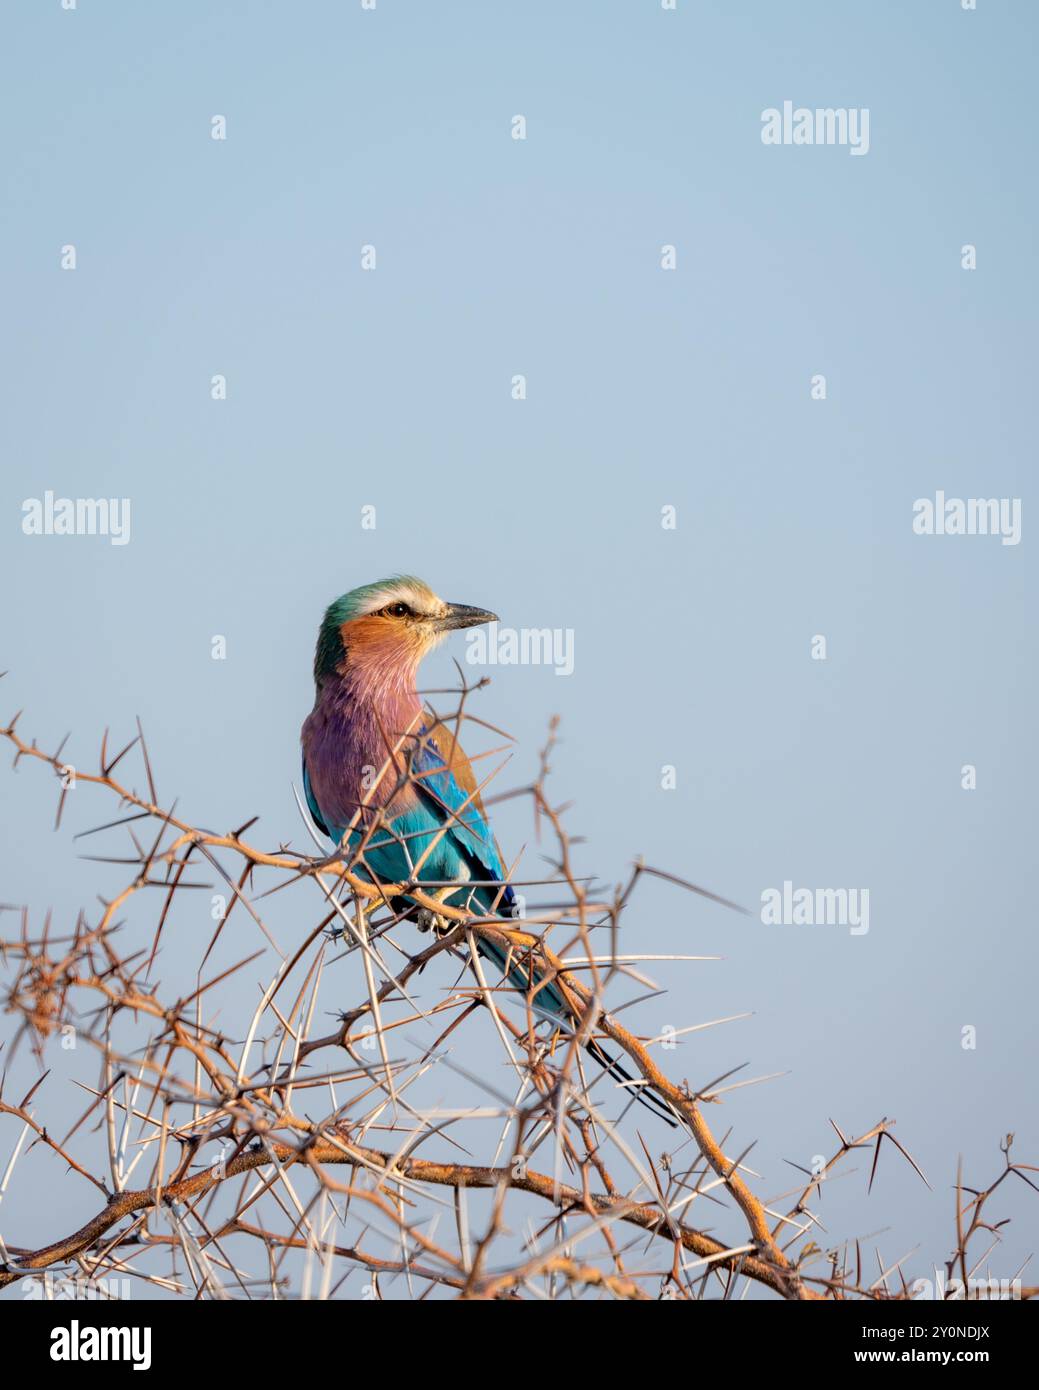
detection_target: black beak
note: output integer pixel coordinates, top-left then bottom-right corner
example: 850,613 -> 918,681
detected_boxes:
436,602 -> 499,631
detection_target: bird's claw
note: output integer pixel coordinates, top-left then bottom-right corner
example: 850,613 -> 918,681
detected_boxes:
415,907 -> 452,937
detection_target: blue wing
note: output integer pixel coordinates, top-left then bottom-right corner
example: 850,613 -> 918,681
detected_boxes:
301,726 -> 514,913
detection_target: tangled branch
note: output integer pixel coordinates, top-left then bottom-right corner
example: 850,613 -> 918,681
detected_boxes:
0,692 -> 1032,1301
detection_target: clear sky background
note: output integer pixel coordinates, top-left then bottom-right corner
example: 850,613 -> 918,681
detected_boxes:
1,0 -> 1036,1296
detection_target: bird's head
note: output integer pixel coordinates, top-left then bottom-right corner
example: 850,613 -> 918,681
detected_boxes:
314,576 -> 498,692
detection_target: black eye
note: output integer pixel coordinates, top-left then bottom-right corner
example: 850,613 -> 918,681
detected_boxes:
385,602 -> 411,618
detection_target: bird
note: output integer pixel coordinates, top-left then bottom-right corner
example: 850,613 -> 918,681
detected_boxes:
300,575 -> 676,1126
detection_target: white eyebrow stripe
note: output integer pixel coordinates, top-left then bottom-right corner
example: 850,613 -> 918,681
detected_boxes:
355,582 -> 444,618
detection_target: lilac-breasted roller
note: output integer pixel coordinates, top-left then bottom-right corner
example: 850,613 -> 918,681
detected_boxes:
300,575 -> 676,1125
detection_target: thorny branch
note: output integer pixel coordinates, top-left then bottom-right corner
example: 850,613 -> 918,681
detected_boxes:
0,691 -> 1033,1301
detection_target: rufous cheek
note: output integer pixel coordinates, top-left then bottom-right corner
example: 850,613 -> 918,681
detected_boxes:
340,615 -> 434,680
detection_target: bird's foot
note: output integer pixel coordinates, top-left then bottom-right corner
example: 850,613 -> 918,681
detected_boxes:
415,907 -> 452,938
